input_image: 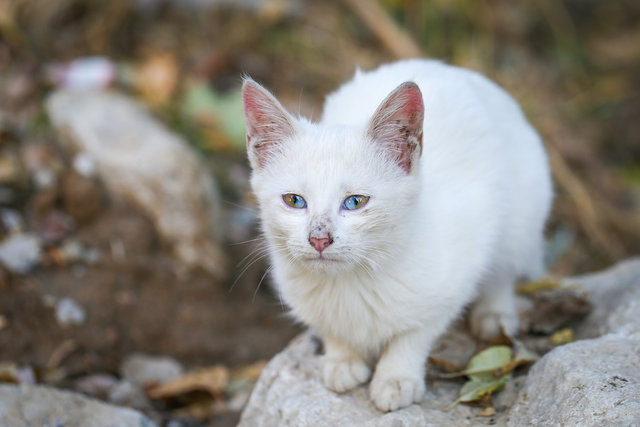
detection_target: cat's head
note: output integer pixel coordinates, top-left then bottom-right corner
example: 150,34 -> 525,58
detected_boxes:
242,78 -> 424,274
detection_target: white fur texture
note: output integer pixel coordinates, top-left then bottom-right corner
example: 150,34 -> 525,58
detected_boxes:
245,59 -> 552,411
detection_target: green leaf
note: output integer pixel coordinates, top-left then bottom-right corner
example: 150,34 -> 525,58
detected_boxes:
444,373 -> 511,411
459,374 -> 510,402
441,345 -> 512,379
497,342 -> 539,376
181,82 -> 246,151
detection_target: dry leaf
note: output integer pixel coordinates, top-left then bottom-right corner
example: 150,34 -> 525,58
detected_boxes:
174,398 -> 228,420
226,361 -> 268,396
489,326 -> 515,346
147,365 -> 229,400
46,247 -> 68,266
516,278 -> 563,294
0,362 -> 18,383
233,360 -> 267,382
478,406 -> 497,417
429,356 -> 460,373
134,53 -> 178,106
550,328 -> 574,345
496,341 -> 539,376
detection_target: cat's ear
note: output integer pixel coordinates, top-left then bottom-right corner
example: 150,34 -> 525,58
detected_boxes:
366,82 -> 424,174
242,78 -> 297,170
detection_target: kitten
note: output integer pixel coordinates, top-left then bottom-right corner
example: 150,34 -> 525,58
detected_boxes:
242,59 -> 552,412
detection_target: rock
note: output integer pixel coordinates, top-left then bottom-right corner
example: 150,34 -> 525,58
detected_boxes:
508,334 -> 640,426
74,373 -> 120,400
0,384 -> 156,427
121,353 -> 184,389
0,233 -> 42,273
239,259 -> 640,426
565,257 -> 640,338
108,380 -> 152,411
46,89 -> 227,278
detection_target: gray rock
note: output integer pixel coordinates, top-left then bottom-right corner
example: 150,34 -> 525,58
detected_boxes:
46,90 -> 227,278
108,381 -> 152,411
0,233 -> 41,273
120,353 -> 184,388
239,259 -> 640,426
0,384 -> 156,427
566,257 -> 640,338
508,333 -> 640,426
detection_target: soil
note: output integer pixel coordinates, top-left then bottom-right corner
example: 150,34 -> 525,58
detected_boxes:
0,200 -> 300,425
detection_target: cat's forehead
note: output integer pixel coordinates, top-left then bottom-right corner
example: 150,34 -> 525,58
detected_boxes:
264,124 -> 380,191
290,124 -> 375,167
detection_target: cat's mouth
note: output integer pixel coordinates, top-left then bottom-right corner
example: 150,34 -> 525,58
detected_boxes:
304,254 -> 339,263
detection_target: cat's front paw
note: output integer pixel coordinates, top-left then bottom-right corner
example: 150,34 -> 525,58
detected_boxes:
369,375 -> 425,412
323,357 -> 371,393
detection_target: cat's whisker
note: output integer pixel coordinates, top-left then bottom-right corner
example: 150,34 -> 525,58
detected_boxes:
236,243 -> 268,268
223,199 -> 258,213
230,236 -> 266,246
230,248 -> 271,293
252,265 -> 273,303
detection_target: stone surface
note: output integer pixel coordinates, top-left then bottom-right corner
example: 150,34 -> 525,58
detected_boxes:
0,384 -> 156,427
566,257 -> 640,338
0,233 -> 41,273
46,90 -> 227,278
121,353 -> 184,388
239,259 -> 640,426
508,333 -> 640,426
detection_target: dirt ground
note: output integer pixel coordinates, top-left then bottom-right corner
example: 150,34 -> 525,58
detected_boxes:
0,198 -> 300,425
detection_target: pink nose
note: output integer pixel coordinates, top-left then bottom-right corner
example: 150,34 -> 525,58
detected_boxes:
309,236 -> 332,253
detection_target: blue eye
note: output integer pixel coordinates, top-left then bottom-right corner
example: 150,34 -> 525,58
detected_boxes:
342,195 -> 370,210
283,193 -> 307,209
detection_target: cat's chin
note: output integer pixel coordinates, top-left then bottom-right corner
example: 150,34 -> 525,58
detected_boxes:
300,255 -> 349,272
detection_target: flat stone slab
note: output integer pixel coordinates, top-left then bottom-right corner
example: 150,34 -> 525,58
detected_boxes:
239,258 -> 640,426
0,384 -> 156,427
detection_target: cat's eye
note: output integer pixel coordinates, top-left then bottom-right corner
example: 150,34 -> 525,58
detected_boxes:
282,193 -> 307,209
342,195 -> 370,211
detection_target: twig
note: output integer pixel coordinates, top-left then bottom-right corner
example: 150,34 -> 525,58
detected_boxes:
547,143 -> 624,259
341,0 -> 422,59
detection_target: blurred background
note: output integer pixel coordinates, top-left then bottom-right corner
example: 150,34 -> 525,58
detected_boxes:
0,0 -> 638,425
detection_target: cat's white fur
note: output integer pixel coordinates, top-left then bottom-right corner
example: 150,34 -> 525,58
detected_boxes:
242,59 -> 552,412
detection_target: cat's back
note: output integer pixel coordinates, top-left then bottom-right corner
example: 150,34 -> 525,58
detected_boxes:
321,59 -> 520,130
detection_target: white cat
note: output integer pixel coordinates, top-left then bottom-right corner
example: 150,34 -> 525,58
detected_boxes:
242,59 -> 552,412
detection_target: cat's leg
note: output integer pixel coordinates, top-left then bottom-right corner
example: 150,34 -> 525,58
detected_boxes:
322,335 -> 371,393
369,325 -> 440,412
470,237 -> 546,340
469,270 -> 519,340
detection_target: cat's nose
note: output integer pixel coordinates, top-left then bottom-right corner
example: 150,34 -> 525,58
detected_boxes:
309,236 -> 333,253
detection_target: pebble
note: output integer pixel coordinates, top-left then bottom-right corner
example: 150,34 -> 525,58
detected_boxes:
0,233 -> 42,273
55,297 -> 86,327
121,353 -> 184,389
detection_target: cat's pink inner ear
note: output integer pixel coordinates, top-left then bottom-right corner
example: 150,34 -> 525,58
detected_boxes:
368,82 -> 425,174
242,79 -> 296,169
